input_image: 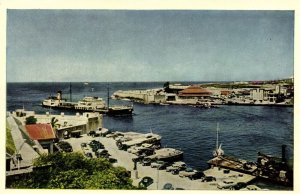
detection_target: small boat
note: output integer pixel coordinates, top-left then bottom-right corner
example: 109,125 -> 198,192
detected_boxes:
116,132 -> 162,151
147,148 -> 184,162
159,103 -> 170,106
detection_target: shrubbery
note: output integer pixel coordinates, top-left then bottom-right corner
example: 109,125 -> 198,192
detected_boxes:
9,152 -> 138,189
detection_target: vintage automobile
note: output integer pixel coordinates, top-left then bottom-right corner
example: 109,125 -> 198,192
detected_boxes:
163,183 -> 174,190
188,171 -> 205,180
139,176 -> 154,188
201,176 -> 217,182
142,158 -> 152,166
217,179 -> 237,189
150,160 -> 170,170
178,167 -> 197,178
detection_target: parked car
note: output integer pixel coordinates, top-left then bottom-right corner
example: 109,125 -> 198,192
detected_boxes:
223,169 -> 230,174
81,143 -> 87,148
163,183 -> 174,190
95,149 -> 110,158
157,162 -> 170,170
201,176 -> 216,182
85,152 -> 93,158
142,158 -> 152,166
98,127 -> 110,136
179,167 -> 197,178
56,141 -> 73,152
132,155 -> 144,163
88,130 -> 96,136
171,169 -> 180,175
166,165 -> 177,172
166,161 -> 186,173
150,160 -> 165,168
89,140 -> 104,151
240,185 -> 262,191
108,157 -> 118,163
188,171 -> 205,180
233,182 -> 247,190
137,148 -> 154,156
138,176 -> 154,188
172,161 -> 186,170
217,179 -> 237,189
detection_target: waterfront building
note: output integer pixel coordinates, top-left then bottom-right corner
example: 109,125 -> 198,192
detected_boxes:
154,93 -> 167,103
6,109 -> 103,177
250,89 -> 266,102
6,115 -> 40,172
24,124 -> 56,154
178,86 -> 213,100
11,109 -> 103,138
249,88 -> 283,103
220,90 -> 231,97
165,93 -> 177,101
112,89 -> 166,104
275,85 -> 287,96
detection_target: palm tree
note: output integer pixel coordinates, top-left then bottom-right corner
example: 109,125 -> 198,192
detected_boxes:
50,117 -> 60,139
50,117 -> 59,129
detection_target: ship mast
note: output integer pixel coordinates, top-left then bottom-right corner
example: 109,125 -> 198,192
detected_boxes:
216,122 -> 219,150
107,84 -> 110,109
69,82 -> 72,102
213,122 -> 224,157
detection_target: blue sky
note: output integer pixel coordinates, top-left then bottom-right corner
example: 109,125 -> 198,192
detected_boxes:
7,10 -> 294,82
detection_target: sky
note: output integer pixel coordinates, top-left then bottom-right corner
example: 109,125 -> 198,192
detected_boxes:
6,10 -> 294,82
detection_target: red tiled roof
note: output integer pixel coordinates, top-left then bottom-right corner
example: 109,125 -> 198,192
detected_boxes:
25,124 -> 56,140
221,90 -> 231,95
178,86 -> 212,96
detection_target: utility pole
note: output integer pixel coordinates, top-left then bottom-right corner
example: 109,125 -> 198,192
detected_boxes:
156,168 -> 159,189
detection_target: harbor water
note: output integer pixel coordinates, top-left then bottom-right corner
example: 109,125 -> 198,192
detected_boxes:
6,82 -> 293,189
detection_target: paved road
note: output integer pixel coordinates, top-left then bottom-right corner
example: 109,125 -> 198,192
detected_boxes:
7,116 -> 39,169
65,134 -> 254,190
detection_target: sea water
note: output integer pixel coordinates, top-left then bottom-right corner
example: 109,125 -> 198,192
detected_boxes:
6,82 -> 293,190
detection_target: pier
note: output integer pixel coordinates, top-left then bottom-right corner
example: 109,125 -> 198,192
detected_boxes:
65,133 -> 256,190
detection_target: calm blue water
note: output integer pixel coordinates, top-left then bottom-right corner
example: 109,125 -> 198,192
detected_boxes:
6,82 -> 293,188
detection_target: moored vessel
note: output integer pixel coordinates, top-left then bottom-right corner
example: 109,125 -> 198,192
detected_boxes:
42,90 -> 133,115
147,147 -> 184,162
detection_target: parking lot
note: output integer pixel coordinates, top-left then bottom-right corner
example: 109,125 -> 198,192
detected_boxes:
65,133 -> 255,190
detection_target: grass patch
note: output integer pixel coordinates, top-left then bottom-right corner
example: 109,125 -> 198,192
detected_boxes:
6,122 -> 16,155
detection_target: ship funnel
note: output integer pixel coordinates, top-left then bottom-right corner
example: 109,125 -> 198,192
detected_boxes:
57,91 -> 62,100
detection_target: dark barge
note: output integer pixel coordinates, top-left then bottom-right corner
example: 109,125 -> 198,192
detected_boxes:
207,145 -> 293,187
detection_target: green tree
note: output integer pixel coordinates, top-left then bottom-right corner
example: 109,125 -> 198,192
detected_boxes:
85,167 -> 133,189
48,169 -> 88,189
50,117 -> 59,129
25,116 -> 37,125
9,152 -> 138,189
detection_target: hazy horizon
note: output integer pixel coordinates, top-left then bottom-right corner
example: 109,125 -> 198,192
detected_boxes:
6,76 -> 293,84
